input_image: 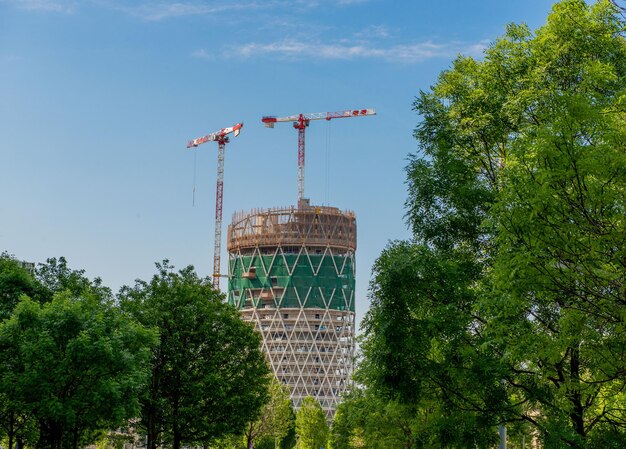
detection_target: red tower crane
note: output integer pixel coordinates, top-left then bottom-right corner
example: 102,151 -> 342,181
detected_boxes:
187,122 -> 243,289
262,108 -> 376,204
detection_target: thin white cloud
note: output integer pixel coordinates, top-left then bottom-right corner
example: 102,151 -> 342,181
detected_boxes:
230,39 -> 489,63
2,0 -> 76,12
4,0 -> 370,19
103,1 -> 260,21
354,25 -> 390,39
191,48 -> 214,60
96,0 -> 341,21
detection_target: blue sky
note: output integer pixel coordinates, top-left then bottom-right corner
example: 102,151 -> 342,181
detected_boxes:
1,0 -> 557,328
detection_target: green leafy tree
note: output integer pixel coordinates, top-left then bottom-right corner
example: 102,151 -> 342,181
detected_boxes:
279,403 -> 297,449
35,257 -> 112,303
362,1 -> 626,447
295,397 -> 328,449
0,253 -> 39,449
243,378 -> 293,449
0,293 -> 154,449
206,433 -> 242,449
361,241 -> 501,448
119,261 -> 270,449
0,253 -> 40,321
328,391 -> 368,449
480,2 -> 626,446
330,389 -> 448,449
1,255 -> 122,449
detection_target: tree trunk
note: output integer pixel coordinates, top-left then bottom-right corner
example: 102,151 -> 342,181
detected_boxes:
146,410 -> 158,449
246,423 -> 255,449
72,426 -> 79,449
172,427 -> 182,449
8,411 -> 14,449
147,355 -> 162,449
568,345 -> 585,445
39,421 -> 64,449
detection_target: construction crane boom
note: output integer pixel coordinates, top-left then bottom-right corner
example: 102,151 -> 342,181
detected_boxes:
262,109 -> 375,127
187,123 -> 242,148
261,109 -> 375,203
186,122 -> 243,289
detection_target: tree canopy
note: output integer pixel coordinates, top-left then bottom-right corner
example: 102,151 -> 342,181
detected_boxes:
0,259 -> 154,449
360,1 -> 626,447
295,397 -> 328,449
0,257 -> 274,449
243,377 -> 293,449
0,253 -> 40,321
119,261 -> 270,449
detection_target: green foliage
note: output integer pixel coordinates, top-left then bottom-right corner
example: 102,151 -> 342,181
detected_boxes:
0,253 -> 40,321
279,404 -> 297,449
119,261 -> 270,449
361,1 -> 626,447
35,257 -> 112,303
244,378 -> 294,449
295,397 -> 328,449
0,292 -> 154,449
330,388 -> 486,449
206,433 -> 244,449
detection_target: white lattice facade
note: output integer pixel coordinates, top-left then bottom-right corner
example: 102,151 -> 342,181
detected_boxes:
227,203 -> 356,420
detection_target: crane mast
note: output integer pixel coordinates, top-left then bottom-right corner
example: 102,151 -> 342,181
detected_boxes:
262,109 -> 375,204
187,123 -> 243,289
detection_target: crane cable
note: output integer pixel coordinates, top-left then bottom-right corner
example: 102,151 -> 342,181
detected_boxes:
325,120 -> 331,205
192,148 -> 198,207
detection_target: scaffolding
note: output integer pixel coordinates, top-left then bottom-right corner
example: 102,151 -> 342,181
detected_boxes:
227,201 -> 356,420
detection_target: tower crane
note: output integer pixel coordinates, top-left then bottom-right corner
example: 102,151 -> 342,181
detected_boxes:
187,122 -> 243,289
261,109 -> 375,205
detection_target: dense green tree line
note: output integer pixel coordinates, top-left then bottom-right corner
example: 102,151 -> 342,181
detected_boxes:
0,254 -> 270,449
332,1 -> 626,448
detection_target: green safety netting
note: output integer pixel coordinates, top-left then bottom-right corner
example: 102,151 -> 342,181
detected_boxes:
228,253 -> 355,311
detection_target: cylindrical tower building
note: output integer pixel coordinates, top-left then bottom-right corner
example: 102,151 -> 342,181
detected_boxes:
227,200 -> 356,420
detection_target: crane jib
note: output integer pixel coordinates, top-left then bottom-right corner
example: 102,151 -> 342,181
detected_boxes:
261,108 -> 375,125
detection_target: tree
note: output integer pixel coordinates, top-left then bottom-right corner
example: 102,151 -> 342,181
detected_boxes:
0,253 -> 40,321
243,378 -> 293,449
481,1 -> 626,443
328,390 -> 369,449
0,293 -> 154,449
35,257 -> 112,303
329,388 -> 454,449
295,397 -> 328,449
119,261 -> 270,449
361,1 -> 626,447
1,255 -> 131,449
361,241 -> 501,448
279,403 -> 297,449
0,253 -> 39,449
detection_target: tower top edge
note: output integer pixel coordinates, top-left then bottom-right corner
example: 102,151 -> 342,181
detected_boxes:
230,202 -> 356,224
227,201 -> 357,252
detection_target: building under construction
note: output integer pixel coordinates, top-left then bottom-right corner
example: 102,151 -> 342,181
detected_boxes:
227,199 -> 356,420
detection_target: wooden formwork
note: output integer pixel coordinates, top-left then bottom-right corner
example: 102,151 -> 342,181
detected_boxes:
227,202 -> 357,252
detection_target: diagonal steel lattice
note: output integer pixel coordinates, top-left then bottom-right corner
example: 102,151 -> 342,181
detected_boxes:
227,204 -> 357,421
